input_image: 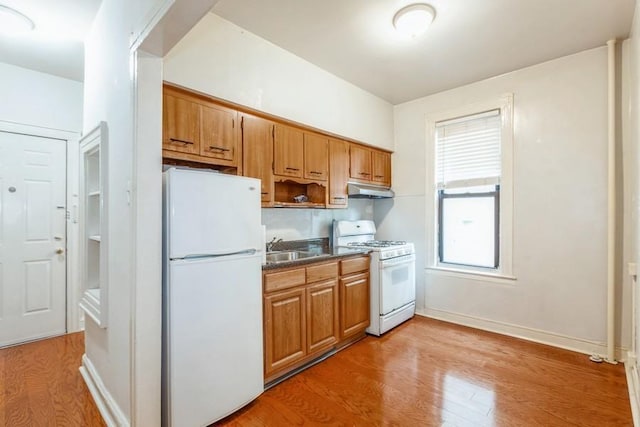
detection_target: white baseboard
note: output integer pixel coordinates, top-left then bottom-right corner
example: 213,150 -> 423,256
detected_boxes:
626,352 -> 640,427
418,307 -> 627,362
80,354 -> 130,427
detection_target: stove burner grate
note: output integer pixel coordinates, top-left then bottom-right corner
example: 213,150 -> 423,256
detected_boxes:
347,240 -> 407,248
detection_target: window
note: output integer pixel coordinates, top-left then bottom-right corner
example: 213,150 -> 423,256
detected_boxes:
429,95 -> 513,277
438,185 -> 499,268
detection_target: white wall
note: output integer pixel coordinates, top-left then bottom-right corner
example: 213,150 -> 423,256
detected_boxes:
82,0 -> 166,425
620,38 -> 636,363
262,200 -> 373,243
0,62 -> 83,132
628,0 -> 640,399
82,0 -> 135,421
376,46 -> 630,355
163,13 -> 393,150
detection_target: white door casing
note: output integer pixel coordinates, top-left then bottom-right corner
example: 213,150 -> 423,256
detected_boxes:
0,131 -> 67,347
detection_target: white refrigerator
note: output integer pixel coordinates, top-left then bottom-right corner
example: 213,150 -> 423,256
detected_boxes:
162,168 -> 264,427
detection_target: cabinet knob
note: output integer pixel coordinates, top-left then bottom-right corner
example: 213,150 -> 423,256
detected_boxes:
56,248 -> 64,255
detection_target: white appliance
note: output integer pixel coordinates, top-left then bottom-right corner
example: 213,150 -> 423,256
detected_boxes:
163,168 -> 263,427
333,220 -> 416,336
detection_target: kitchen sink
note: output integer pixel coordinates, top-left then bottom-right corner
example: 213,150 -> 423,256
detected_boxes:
265,250 -> 318,263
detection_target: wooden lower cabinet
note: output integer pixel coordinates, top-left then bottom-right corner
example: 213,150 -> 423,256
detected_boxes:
263,255 -> 370,383
340,272 -> 370,339
306,279 -> 339,354
264,287 -> 306,376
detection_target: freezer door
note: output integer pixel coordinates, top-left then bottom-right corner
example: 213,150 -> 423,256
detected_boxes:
165,168 -> 262,259
164,254 -> 263,426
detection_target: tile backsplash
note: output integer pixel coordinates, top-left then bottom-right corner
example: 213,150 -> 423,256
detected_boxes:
262,199 -> 374,242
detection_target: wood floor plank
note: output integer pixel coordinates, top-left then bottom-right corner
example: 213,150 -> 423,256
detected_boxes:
216,316 -> 632,426
0,318 -> 631,426
0,333 -> 105,427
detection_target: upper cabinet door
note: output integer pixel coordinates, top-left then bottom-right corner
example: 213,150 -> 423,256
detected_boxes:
303,133 -> 328,181
328,138 -> 349,207
241,114 -> 274,205
199,104 -> 238,165
273,124 -> 304,178
349,144 -> 372,182
372,150 -> 391,187
163,92 -> 200,155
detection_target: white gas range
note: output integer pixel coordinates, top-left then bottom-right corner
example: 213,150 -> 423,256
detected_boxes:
333,220 -> 416,336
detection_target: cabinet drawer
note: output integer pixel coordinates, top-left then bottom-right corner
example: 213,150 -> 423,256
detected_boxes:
340,256 -> 370,276
306,261 -> 338,284
264,268 -> 306,293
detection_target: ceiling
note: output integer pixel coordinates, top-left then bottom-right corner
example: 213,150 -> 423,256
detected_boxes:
213,0 -> 636,104
0,0 -> 101,81
0,0 -> 634,97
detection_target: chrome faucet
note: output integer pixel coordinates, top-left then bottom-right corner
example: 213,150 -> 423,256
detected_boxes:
266,237 -> 283,252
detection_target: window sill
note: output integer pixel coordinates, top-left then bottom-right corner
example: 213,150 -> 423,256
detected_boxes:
427,266 -> 516,284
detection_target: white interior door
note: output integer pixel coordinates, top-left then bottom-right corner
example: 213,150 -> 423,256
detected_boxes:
0,131 -> 67,347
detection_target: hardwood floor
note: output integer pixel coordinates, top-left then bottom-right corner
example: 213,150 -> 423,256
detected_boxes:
0,319 -> 631,426
0,332 -> 104,427
217,316 -> 632,426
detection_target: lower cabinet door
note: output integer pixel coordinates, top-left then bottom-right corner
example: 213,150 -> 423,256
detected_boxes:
340,272 -> 370,339
306,279 -> 339,355
264,287 -> 306,376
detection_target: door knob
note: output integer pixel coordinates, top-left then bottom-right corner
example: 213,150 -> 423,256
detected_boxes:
56,248 -> 64,255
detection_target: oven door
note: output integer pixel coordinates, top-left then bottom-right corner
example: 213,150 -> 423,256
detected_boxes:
379,254 -> 416,315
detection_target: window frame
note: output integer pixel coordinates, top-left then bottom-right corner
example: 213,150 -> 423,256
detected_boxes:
426,94 -> 514,279
437,185 -> 500,269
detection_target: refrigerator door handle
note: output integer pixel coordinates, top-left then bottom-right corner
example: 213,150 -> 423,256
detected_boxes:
182,249 -> 258,260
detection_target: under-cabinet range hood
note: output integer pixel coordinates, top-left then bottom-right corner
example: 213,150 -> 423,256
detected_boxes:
347,182 -> 395,199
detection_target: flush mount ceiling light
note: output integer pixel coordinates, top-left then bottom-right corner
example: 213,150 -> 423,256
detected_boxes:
392,3 -> 436,38
0,4 -> 35,35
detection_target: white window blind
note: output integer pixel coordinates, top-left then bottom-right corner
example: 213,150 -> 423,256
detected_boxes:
436,109 -> 501,189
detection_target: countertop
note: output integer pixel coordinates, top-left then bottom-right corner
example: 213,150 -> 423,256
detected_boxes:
262,246 -> 370,271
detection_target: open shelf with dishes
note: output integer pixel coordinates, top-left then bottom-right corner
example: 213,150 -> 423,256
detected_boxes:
273,178 -> 327,208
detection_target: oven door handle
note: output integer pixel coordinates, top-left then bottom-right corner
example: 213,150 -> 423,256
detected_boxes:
380,254 -> 415,267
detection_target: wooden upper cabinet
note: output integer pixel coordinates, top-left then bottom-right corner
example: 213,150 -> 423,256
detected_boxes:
328,139 -> 349,207
303,133 -> 328,181
274,124 -> 304,178
241,113 -> 274,204
200,104 -> 238,164
162,84 -> 392,200
372,150 -> 391,187
349,144 -> 372,182
162,85 -> 240,170
349,144 -> 392,187
163,91 -> 200,155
